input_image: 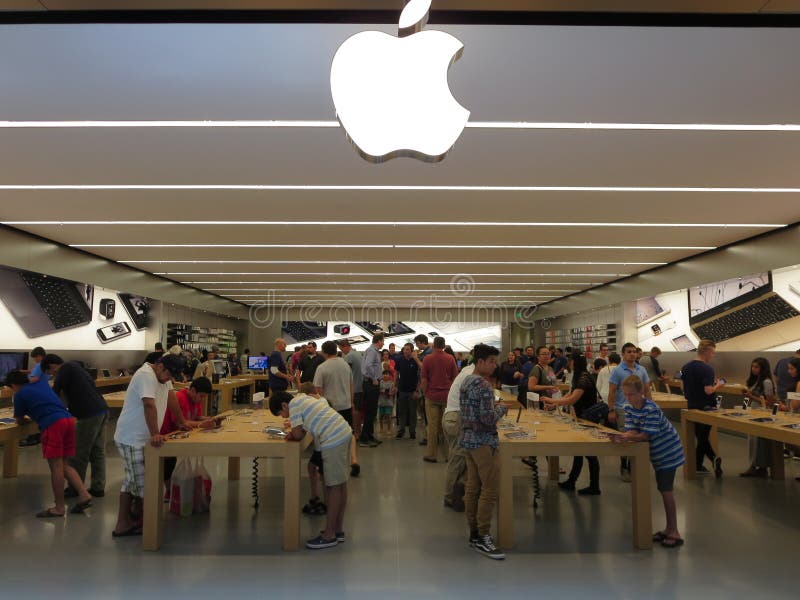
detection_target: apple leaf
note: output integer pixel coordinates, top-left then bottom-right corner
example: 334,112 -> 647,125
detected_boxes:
398,0 -> 431,36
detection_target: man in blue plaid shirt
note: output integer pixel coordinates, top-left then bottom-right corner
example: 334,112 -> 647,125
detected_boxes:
459,343 -> 506,560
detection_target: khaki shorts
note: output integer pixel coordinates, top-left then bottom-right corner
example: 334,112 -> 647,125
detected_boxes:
321,441 -> 350,487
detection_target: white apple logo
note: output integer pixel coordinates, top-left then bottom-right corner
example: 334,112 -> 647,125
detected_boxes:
330,0 -> 470,163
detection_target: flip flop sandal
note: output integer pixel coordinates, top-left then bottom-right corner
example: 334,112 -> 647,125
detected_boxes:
308,503 -> 327,515
112,526 -> 143,538
661,537 -> 685,548
70,499 -> 93,514
35,508 -> 65,518
652,531 -> 667,542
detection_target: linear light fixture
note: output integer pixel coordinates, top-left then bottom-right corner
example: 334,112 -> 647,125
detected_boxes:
2,221 -> 782,228
123,260 -> 663,265
199,282 -> 592,288
1,184 -> 798,193
202,288 -> 582,292
173,273 -> 629,277
73,243 -> 712,250
4,119 -> 800,132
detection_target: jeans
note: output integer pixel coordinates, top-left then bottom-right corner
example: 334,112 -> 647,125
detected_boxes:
464,445 -> 500,537
68,411 -> 107,492
442,411 -> 466,501
396,391 -> 417,435
614,407 -> 630,472
695,423 -> 716,469
425,400 -> 447,460
360,379 -> 379,442
566,456 -> 600,489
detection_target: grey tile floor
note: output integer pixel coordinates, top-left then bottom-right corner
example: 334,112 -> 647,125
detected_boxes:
2,416 -> 799,599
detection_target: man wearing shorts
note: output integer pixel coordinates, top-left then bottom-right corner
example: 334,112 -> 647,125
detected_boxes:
8,370 -> 93,518
112,354 -> 185,537
270,390 -> 352,550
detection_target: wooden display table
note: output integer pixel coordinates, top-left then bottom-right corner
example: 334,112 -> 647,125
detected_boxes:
682,408 -> 800,480
667,379 -> 746,396
175,378 -> 256,414
0,408 -> 39,478
94,376 -> 132,389
651,391 -> 688,411
497,409 -> 652,550
143,409 -> 309,552
102,391 -> 127,409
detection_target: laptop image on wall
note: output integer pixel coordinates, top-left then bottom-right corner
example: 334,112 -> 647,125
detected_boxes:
0,265 -> 93,338
688,271 -> 800,350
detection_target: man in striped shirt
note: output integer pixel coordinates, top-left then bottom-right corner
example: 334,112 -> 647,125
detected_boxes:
613,375 -> 685,549
270,390 -> 352,550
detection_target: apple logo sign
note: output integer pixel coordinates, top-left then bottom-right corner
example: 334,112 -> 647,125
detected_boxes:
330,0 -> 470,163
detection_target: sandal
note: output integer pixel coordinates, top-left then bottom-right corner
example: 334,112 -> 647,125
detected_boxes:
661,536 -> 685,548
35,508 -> 65,518
112,525 -> 143,538
70,499 -> 93,514
652,531 -> 667,542
308,502 -> 327,515
302,497 -> 322,514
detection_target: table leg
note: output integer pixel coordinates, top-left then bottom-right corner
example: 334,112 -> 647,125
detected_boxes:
629,447 -> 652,550
249,383 -> 256,404
283,441 -> 301,551
769,441 -> 785,480
142,448 -> 164,551
228,457 -> 240,480
2,436 -> 20,478
496,446 -> 515,549
547,456 -> 559,481
681,412 -> 697,479
220,389 -> 232,413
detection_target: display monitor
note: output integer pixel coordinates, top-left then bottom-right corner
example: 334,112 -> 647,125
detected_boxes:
688,272 -> 771,322
248,356 -> 269,370
0,352 -> 28,383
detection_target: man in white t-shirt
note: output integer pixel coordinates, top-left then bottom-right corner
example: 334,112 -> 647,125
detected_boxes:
112,354 -> 185,538
442,361 -> 476,512
596,352 -> 620,405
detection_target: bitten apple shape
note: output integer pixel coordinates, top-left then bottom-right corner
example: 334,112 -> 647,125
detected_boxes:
330,2 -> 470,163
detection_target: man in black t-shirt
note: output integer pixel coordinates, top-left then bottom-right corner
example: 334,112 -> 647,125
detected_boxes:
44,354 -> 109,497
682,339 -> 726,477
297,341 -> 325,387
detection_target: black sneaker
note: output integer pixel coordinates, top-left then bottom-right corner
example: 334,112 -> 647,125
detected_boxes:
468,530 -> 479,547
88,488 -> 105,498
714,457 -> 723,479
305,534 -> 338,549
396,430 -> 405,439
410,433 -> 416,440
473,535 -> 505,560
320,530 -> 345,543
558,480 -> 575,491
369,437 -> 383,445
350,463 -> 360,478
578,486 -> 601,496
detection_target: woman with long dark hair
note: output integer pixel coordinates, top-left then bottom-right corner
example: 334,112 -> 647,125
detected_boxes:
543,353 -> 603,495
740,357 -> 777,478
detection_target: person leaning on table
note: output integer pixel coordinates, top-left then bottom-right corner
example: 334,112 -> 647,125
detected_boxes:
612,375 -> 685,549
739,357 -> 778,478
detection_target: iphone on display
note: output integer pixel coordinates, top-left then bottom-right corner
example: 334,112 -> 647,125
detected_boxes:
97,322 -> 131,344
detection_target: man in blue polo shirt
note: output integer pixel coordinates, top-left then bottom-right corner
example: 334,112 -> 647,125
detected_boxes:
607,342 -> 651,482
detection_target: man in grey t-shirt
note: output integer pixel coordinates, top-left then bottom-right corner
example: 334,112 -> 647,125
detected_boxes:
316,340 -> 359,477
339,339 -> 363,438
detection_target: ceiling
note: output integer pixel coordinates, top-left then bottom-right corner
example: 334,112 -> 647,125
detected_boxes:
1,13 -> 799,310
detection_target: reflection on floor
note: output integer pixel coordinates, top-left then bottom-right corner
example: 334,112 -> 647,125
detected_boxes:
1,414 -> 799,599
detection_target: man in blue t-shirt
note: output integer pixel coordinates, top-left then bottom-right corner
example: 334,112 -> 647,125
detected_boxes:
774,349 -> 800,400
682,339 -> 726,477
8,370 -> 93,518
607,342 -> 650,481
269,338 -> 292,393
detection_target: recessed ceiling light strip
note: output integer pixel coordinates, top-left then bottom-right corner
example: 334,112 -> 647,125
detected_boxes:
73,243 -> 712,250
121,260 -> 663,265
172,272 -> 628,277
1,184 -> 798,193
3,120 -> 800,132
1,221 -> 781,228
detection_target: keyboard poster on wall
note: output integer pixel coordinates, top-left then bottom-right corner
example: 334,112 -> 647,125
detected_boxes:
0,264 -> 149,350
281,320 -> 502,353
634,264 -> 800,353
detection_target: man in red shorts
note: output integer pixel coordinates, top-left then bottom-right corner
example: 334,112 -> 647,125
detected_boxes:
7,370 -> 93,517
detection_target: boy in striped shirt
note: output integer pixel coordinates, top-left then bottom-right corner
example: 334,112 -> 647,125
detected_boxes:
270,389 -> 352,550
613,375 -> 685,548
